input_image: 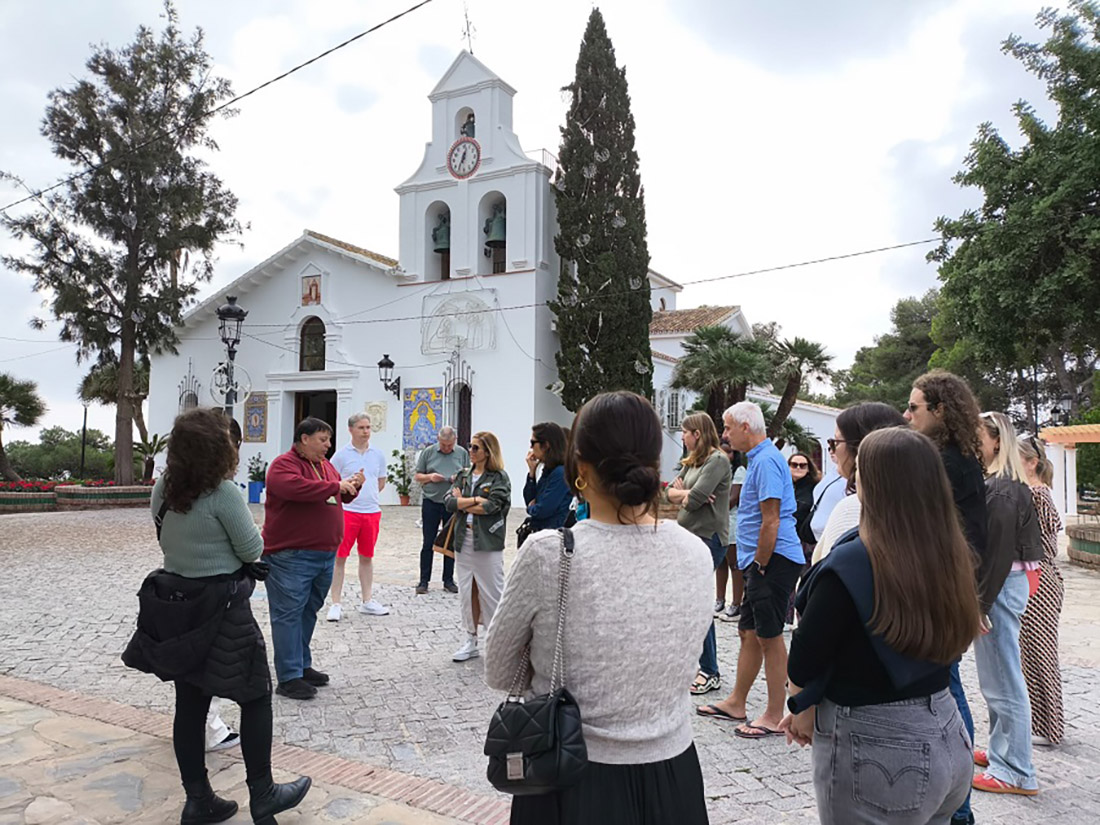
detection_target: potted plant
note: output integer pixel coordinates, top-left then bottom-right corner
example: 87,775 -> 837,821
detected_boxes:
388,449 -> 413,505
247,454 -> 268,504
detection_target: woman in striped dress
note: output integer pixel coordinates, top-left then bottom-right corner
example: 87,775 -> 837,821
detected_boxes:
1018,435 -> 1064,745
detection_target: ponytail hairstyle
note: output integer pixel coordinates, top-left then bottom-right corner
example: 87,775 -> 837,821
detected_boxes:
566,391 -> 662,523
1018,434 -> 1053,487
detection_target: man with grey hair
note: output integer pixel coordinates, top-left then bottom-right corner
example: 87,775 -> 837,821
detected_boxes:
328,413 -> 388,620
414,426 -> 469,594
696,401 -> 803,739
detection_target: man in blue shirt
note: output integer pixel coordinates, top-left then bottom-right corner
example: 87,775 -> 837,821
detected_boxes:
696,401 -> 803,739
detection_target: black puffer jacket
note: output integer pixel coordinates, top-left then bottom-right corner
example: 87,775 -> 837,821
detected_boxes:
122,569 -> 271,703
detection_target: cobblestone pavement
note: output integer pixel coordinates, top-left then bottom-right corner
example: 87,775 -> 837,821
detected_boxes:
1,505 -> 1099,823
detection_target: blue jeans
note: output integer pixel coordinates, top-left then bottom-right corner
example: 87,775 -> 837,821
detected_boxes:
948,661 -> 974,821
265,549 -> 335,684
419,498 -> 455,587
699,533 -> 727,678
974,571 -> 1036,790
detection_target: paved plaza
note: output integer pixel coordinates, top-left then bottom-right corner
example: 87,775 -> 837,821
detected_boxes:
1,504 -> 1099,823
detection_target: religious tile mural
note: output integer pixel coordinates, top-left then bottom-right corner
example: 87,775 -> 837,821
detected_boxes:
243,393 -> 267,443
301,274 -> 321,306
403,387 -> 443,450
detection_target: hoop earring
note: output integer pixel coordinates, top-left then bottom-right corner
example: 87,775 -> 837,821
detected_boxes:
575,476 -> 588,491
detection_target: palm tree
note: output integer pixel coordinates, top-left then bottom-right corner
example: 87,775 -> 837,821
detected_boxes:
671,326 -> 772,429
133,433 -> 168,482
767,337 -> 833,440
79,358 -> 150,442
0,373 -> 47,481
755,400 -> 818,453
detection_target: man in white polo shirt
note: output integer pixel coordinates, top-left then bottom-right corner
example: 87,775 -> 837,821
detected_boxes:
327,413 -> 389,620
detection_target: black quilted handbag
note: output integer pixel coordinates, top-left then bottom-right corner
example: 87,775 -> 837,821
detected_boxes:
484,528 -> 587,795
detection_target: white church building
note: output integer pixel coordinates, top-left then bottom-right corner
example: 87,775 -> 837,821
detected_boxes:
148,52 -> 839,503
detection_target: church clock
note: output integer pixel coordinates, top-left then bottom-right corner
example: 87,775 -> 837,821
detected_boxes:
446,136 -> 481,179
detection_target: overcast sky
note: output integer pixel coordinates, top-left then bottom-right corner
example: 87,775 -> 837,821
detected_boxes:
0,0 -> 1059,442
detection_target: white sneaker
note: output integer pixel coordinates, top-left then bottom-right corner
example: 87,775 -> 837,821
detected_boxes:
358,599 -> 390,616
452,637 -> 479,662
327,603 -> 342,622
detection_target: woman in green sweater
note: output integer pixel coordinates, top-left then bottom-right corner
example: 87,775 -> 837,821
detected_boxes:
147,408 -> 310,825
666,412 -> 731,695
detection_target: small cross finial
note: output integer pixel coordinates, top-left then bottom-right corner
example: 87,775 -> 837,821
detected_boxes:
462,3 -> 476,54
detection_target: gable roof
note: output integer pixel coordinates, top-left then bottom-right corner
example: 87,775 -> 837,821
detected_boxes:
650,306 -> 739,335
182,230 -> 397,324
651,349 -> 680,364
647,268 -> 683,292
430,50 -> 516,99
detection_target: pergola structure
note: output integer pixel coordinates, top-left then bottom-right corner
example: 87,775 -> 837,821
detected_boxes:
1037,424 -> 1100,516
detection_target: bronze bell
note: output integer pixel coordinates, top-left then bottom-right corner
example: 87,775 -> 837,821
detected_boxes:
432,214 -> 450,253
483,209 -> 506,248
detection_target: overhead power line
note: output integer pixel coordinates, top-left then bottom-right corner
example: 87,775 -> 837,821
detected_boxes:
0,0 -> 437,215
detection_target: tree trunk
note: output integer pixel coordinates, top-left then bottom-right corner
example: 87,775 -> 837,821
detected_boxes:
115,320 -> 136,485
768,375 -> 801,440
132,404 -> 148,443
0,430 -> 21,482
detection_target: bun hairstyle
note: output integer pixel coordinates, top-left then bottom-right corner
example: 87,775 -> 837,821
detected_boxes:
566,391 -> 663,520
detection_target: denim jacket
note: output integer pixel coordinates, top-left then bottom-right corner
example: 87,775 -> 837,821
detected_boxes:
523,464 -> 572,531
444,468 -> 511,552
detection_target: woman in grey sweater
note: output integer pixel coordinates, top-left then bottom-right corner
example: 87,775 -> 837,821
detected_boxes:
665,412 -> 731,696
485,391 -> 713,824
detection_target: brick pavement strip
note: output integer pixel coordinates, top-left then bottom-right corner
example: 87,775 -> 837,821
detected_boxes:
1,506 -> 1100,823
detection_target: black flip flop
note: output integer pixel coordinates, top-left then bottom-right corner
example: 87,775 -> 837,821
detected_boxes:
734,723 -> 783,739
696,704 -> 747,722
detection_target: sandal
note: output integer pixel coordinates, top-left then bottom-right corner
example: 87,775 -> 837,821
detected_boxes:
696,704 -> 746,722
689,671 -> 721,695
734,723 -> 783,739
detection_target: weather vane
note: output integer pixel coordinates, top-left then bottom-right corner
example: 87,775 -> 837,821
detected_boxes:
462,3 -> 476,54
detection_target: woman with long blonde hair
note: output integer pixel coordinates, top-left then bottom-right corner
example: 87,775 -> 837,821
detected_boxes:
971,412 -> 1042,797
666,412 -> 731,696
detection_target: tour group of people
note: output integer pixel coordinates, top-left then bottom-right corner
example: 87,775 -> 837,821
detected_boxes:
127,368 -> 1067,825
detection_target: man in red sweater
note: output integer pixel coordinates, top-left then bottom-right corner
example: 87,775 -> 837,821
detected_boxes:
263,417 -> 362,700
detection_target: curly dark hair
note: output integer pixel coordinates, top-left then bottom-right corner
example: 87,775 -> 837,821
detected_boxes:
163,408 -> 238,513
912,370 -> 983,461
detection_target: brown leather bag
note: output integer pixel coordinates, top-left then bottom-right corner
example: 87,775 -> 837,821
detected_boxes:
433,513 -> 458,558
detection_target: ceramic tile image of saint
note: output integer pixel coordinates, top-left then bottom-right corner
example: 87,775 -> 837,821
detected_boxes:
302,275 -> 321,306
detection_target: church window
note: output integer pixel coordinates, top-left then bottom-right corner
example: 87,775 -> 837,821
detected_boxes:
299,317 -> 326,371
659,297 -> 666,311
456,107 -> 476,139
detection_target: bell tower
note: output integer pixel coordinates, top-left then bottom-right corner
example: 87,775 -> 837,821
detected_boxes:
395,52 -> 556,283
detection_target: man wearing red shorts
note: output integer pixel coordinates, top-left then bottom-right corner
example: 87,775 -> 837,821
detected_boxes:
327,413 -> 389,620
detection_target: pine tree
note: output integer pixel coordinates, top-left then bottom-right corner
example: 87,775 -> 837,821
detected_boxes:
550,9 -> 652,411
0,1 -> 242,484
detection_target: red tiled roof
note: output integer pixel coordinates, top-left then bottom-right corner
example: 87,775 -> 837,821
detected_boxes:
649,306 -> 738,335
305,230 -> 398,268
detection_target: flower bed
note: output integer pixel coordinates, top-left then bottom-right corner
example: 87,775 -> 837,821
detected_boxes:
0,481 -> 59,513
1066,522 -> 1100,569
54,483 -> 153,511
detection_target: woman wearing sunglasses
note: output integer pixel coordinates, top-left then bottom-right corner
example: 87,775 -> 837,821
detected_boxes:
445,431 -> 511,663
813,403 -> 906,564
788,452 -> 821,554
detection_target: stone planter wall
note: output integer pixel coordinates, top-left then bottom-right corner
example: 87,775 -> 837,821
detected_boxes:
0,492 -> 58,514
54,485 -> 152,511
1066,523 -> 1100,569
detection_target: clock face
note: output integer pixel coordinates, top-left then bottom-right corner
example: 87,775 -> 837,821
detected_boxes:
447,137 -> 481,179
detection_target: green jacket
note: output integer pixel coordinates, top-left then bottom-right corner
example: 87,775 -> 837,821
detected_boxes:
675,450 -> 732,545
444,467 -> 512,552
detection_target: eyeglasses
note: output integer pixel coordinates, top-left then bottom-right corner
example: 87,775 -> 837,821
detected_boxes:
789,461 -> 808,469
827,438 -> 855,452
529,439 -> 542,447
468,444 -> 482,453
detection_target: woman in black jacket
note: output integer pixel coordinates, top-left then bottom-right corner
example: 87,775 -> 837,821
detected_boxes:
123,409 -> 310,824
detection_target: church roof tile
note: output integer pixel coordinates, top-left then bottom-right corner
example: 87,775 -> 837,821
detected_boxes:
649,306 -> 739,335
304,230 -> 398,267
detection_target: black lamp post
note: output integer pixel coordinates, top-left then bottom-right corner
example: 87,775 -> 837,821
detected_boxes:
79,398 -> 90,479
216,295 -> 248,417
377,353 -> 401,399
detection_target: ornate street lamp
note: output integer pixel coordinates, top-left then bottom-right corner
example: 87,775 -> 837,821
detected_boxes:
216,295 -> 248,417
377,353 -> 401,399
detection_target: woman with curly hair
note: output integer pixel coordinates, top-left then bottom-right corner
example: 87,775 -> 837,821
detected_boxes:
905,371 -> 987,825
125,408 -> 310,824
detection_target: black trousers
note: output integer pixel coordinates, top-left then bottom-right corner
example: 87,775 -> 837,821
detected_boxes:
173,680 -> 273,785
510,743 -> 709,825
419,498 -> 455,586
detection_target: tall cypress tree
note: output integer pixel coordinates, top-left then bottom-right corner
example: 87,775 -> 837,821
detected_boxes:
550,9 -> 652,411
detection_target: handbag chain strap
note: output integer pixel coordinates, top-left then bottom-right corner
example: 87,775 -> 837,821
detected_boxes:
507,527 -> 575,697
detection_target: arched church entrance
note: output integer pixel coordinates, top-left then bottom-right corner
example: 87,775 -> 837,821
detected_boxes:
456,383 -> 472,448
